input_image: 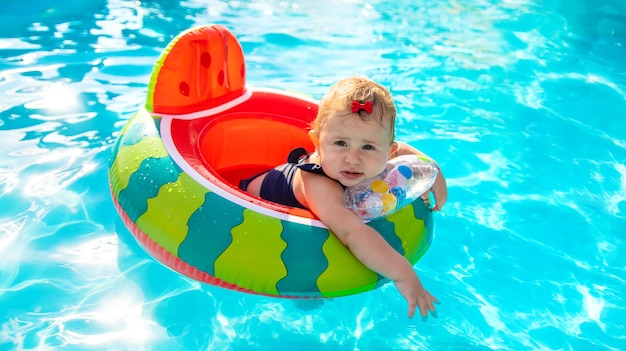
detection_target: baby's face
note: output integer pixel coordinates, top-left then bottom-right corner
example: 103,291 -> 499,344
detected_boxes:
314,113 -> 395,187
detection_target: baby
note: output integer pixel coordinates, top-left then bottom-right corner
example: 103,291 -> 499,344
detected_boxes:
241,77 -> 447,318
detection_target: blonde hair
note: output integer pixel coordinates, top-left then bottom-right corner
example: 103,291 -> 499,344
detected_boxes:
311,77 -> 396,140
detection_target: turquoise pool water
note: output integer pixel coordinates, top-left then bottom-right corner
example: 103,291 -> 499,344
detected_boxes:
1,0 -> 625,350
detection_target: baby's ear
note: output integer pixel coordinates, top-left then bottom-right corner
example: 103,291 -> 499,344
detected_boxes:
308,130 -> 320,148
388,141 -> 399,158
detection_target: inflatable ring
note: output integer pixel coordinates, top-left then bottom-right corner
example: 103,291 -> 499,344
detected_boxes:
108,24 -> 434,298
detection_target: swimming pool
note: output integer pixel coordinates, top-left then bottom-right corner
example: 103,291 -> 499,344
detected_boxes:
1,0 -> 625,350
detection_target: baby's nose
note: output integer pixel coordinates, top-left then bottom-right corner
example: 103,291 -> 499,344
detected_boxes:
345,150 -> 361,164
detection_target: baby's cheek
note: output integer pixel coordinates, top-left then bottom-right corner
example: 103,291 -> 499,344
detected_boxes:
371,161 -> 388,177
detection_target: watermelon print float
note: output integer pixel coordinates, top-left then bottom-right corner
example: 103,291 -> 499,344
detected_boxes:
108,24 -> 435,298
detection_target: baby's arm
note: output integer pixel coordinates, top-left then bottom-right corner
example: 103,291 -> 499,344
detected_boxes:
394,142 -> 448,211
300,172 -> 439,318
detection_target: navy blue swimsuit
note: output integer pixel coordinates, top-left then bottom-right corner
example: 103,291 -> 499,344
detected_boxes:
239,148 -> 328,209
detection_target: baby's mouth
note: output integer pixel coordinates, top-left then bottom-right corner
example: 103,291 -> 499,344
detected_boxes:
340,171 -> 363,180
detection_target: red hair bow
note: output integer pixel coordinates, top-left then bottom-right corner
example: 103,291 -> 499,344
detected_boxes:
351,100 -> 373,114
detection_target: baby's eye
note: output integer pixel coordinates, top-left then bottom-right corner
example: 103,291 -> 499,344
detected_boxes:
362,144 -> 375,150
335,140 -> 348,147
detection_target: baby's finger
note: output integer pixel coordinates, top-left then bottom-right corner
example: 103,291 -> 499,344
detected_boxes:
433,192 -> 447,211
407,301 -> 417,319
418,304 -> 429,319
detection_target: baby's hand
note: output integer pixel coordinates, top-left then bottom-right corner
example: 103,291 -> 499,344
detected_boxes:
395,276 -> 440,319
421,171 -> 447,211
